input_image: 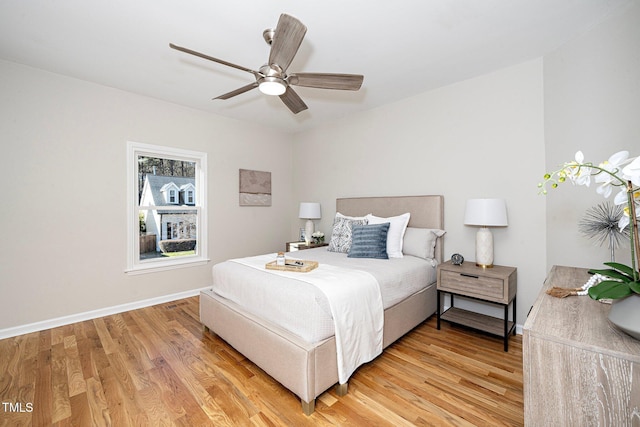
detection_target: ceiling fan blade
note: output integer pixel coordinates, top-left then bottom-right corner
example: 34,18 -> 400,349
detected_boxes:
288,73 -> 364,91
214,82 -> 259,100
279,87 -> 308,114
268,14 -> 307,73
169,43 -> 259,77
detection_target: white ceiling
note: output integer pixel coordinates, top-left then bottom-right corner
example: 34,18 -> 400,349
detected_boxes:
0,0 -> 633,134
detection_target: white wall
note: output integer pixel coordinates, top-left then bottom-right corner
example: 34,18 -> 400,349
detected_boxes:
292,59 -> 547,326
2,1 -> 636,335
544,2 -> 640,270
0,60 -> 293,331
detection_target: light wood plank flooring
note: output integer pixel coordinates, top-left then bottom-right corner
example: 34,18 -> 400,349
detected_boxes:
0,296 -> 523,426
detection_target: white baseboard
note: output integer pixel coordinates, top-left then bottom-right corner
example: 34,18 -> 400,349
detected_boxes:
0,286 -> 211,340
3,290 -> 523,341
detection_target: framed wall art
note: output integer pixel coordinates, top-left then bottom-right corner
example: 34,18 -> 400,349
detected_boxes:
239,169 -> 272,206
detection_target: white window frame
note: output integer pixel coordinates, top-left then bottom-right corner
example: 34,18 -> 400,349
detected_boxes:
126,141 -> 208,274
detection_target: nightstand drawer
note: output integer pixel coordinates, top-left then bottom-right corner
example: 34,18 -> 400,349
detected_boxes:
439,270 -> 504,301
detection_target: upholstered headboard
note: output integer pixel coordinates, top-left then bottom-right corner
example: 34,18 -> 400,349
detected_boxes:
336,195 -> 445,263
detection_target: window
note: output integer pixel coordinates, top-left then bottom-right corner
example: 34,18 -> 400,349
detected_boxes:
160,183 -> 180,204
180,183 -> 196,205
127,141 -> 208,274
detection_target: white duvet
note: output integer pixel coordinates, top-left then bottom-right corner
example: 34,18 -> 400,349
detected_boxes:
230,253 -> 383,384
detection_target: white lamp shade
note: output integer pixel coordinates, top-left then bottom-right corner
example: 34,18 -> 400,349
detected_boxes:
299,202 -> 321,219
464,199 -> 508,227
464,198 -> 507,268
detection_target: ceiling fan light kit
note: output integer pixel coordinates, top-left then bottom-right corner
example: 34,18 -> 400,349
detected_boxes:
170,13 -> 363,114
257,64 -> 287,95
258,79 -> 286,96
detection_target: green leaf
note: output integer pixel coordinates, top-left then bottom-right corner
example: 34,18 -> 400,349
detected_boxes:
629,281 -> 640,295
588,268 -> 633,282
603,262 -> 639,279
588,280 -> 633,300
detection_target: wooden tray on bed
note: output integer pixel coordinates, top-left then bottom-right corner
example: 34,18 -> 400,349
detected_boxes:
265,260 -> 318,272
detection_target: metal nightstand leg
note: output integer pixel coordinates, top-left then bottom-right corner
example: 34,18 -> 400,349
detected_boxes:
502,296 -> 517,352
436,290 -> 441,330
504,303 -> 509,352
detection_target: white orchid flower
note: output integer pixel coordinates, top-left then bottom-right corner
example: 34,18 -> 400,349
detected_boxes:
614,189 -> 628,205
615,188 -> 640,231
563,151 -> 591,186
595,151 -> 630,197
618,208 -> 630,231
622,155 -> 640,186
594,151 -> 628,181
596,181 -> 614,198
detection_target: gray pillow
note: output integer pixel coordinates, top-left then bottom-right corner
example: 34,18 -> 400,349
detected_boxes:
348,223 -> 390,259
328,213 -> 368,253
402,227 -> 446,259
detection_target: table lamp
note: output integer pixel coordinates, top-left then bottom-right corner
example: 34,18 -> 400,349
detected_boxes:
299,202 -> 321,245
464,198 -> 508,267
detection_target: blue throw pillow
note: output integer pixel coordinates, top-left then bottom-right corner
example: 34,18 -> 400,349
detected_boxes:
348,223 -> 390,259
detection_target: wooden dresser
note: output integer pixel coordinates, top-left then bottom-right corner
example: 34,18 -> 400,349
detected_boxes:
523,265 -> 640,426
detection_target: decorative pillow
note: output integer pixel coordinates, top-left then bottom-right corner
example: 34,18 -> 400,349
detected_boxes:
365,213 -> 410,258
402,227 -> 446,260
348,223 -> 390,259
327,213 -> 368,253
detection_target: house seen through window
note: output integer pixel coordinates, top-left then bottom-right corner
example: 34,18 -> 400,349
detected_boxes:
127,142 -> 208,273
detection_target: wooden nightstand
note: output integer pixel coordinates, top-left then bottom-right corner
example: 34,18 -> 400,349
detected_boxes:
286,241 -> 328,252
437,260 -> 517,351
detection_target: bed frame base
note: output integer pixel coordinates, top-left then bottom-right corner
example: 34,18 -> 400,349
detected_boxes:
205,319 -> 350,415
200,282 -> 435,415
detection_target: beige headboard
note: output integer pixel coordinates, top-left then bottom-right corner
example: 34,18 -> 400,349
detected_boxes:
336,195 -> 445,263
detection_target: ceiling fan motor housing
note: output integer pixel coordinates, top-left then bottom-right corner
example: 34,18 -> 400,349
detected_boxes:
258,64 -> 287,95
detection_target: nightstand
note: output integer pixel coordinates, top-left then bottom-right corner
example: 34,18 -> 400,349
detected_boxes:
437,260 -> 517,351
286,241 -> 328,252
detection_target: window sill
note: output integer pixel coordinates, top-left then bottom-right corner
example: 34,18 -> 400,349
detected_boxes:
125,257 -> 210,275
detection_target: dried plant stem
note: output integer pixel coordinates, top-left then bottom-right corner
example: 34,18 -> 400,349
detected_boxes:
546,287 -> 581,298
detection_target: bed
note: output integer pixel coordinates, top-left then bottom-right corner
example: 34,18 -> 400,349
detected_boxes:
200,195 -> 444,414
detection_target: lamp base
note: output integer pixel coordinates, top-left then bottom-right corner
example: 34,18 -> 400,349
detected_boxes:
475,227 -> 494,268
305,219 -> 314,245
475,262 -> 494,268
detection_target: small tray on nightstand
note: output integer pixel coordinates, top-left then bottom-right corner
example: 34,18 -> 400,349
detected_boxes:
265,260 -> 318,273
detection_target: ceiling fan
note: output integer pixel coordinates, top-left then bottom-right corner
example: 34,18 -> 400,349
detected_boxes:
170,13 -> 364,114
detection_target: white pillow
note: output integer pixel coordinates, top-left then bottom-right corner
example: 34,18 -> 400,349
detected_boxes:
365,213 -> 410,258
402,227 -> 446,259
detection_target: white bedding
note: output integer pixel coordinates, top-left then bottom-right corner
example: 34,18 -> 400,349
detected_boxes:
208,247 -> 437,344
229,253 -> 383,384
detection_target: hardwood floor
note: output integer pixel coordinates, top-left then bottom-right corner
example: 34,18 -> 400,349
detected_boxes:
0,297 -> 523,426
